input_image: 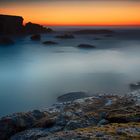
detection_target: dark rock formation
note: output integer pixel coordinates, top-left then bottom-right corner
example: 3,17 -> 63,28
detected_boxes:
74,29 -> 114,35
77,44 -> 96,49
25,22 -> 52,34
57,92 -> 89,102
0,15 -> 53,35
55,34 -> 74,39
43,41 -> 58,45
30,34 -> 41,41
0,14 -> 24,35
0,37 -> 14,46
0,92 -> 139,140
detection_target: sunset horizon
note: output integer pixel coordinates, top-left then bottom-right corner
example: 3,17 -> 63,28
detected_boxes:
1,0 -> 140,26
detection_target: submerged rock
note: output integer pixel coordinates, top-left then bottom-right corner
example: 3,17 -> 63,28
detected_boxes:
0,37 -> 14,46
57,92 -> 89,102
77,44 -> 96,49
55,34 -> 74,39
43,41 -> 58,45
130,82 -> 140,90
30,34 -> 41,41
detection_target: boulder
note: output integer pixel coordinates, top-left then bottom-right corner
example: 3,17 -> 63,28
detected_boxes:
0,110 -> 48,140
55,34 -> 74,39
43,41 -> 58,45
57,92 -> 89,102
30,34 -> 41,41
25,22 -> 52,34
77,44 -> 96,49
0,37 -> 14,45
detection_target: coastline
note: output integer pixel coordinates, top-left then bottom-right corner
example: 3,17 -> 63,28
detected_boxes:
0,90 -> 139,140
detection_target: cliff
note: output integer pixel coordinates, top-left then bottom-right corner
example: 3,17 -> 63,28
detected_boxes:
0,14 -> 24,35
0,14 -> 53,35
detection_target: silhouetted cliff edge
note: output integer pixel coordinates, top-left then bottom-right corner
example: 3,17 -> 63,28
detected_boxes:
0,14 -> 53,35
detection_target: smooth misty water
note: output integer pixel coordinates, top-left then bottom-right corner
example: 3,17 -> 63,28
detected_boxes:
0,27 -> 140,116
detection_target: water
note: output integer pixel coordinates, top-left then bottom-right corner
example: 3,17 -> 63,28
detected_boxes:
0,27 -> 140,116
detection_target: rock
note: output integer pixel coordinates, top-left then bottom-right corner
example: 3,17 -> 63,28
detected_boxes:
74,29 -> 115,34
0,110 -> 48,140
0,14 -> 53,36
97,119 -> 109,126
30,34 -> 41,41
25,22 -> 52,34
57,92 -> 89,102
77,44 -> 96,49
43,41 -> 58,45
129,82 -> 140,90
0,14 -> 24,35
55,34 -> 74,39
0,37 -> 14,45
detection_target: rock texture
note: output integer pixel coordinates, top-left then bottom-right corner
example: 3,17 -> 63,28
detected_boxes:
0,90 -> 139,140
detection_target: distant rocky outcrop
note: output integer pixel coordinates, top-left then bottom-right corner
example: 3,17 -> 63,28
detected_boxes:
25,22 -> 52,34
55,34 -> 74,39
43,41 -> 58,45
74,29 -> 114,35
77,44 -> 96,49
0,15 -> 24,35
0,14 -> 53,36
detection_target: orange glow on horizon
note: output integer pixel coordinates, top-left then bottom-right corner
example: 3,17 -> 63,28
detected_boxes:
0,1 -> 140,26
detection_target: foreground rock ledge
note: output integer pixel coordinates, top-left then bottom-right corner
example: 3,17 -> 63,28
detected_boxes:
0,91 -> 140,140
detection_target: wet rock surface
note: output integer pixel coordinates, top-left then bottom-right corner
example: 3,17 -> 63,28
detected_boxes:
0,91 -> 139,140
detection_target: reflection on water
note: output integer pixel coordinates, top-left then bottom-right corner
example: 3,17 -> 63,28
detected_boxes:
0,30 -> 140,116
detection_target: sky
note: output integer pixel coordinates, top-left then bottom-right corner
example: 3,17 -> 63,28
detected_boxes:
0,0 -> 140,26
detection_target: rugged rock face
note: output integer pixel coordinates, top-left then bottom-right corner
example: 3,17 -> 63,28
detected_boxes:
0,91 -> 139,140
0,15 -> 53,35
0,14 -> 24,35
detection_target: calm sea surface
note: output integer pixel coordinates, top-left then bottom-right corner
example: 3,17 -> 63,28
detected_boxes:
0,26 -> 140,116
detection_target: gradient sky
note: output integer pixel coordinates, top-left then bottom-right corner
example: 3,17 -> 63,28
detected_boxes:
0,0 -> 140,26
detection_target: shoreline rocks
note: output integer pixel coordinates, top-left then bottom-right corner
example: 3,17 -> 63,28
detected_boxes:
0,91 -> 139,140
0,14 -> 53,36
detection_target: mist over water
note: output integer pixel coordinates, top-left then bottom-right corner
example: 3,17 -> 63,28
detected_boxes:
0,27 -> 140,116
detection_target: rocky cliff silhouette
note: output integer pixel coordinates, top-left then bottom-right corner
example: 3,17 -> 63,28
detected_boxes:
0,14 -> 53,35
